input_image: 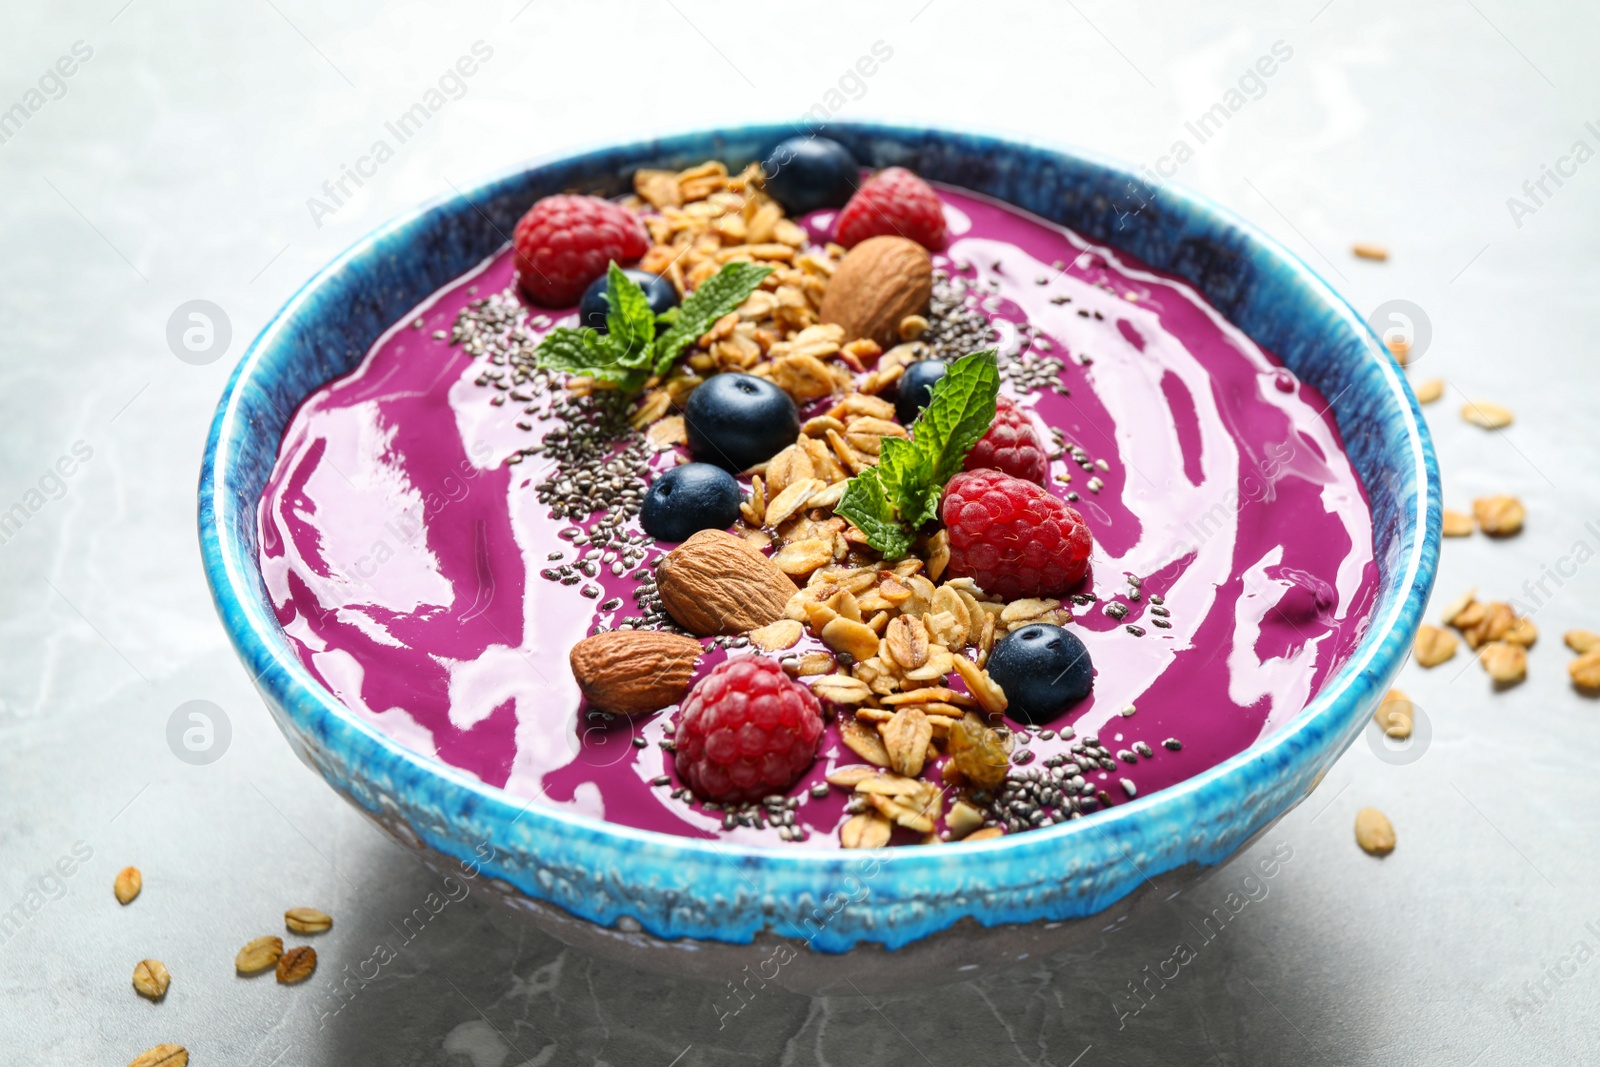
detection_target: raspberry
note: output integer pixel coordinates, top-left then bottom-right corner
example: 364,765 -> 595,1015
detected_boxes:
940,468 -> 1093,600
835,167 -> 946,250
512,194 -> 649,307
672,657 -> 823,803
964,396 -> 1049,484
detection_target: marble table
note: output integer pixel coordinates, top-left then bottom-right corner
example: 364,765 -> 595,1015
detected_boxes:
3,0 -> 1597,1062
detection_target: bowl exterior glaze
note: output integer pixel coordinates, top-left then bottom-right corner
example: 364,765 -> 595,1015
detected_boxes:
199,123 -> 1439,954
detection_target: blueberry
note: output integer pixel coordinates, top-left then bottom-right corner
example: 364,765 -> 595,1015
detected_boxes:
578,269 -> 678,332
895,359 -> 949,424
762,136 -> 859,216
683,373 -> 800,472
985,624 -> 1094,725
640,463 -> 743,542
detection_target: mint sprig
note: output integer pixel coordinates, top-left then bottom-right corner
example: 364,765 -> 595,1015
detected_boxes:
836,350 -> 1000,558
532,260 -> 773,390
653,260 -> 772,377
603,262 -> 657,367
836,466 -> 915,559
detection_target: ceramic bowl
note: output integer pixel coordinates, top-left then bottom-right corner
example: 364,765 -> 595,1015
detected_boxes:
199,122 -> 1439,992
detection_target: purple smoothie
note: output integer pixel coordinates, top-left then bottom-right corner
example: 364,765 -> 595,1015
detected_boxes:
257,187 -> 1377,848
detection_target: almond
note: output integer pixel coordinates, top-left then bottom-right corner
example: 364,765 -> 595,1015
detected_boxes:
819,236 -> 933,347
656,530 -> 797,636
569,630 -> 703,715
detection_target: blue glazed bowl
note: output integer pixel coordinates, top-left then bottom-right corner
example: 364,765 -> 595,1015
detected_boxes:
199,123 -> 1439,988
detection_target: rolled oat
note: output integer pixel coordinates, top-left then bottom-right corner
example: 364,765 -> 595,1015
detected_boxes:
284,907 -> 333,935
235,935 -> 285,975
1479,640 -> 1527,684
1461,400 -> 1513,429
1472,495 -> 1524,536
128,1045 -> 187,1067
114,866 -> 142,905
276,945 -> 317,984
1354,807 -> 1396,856
1413,624 -> 1458,667
1440,509 -> 1473,537
132,959 -> 170,1001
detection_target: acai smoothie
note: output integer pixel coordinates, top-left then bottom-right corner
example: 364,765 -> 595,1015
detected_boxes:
257,138 -> 1376,850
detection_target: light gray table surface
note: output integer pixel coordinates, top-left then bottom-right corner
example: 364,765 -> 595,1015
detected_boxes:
4,1 -> 1598,1063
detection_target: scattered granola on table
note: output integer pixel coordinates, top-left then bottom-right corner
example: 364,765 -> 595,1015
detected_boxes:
1355,807 -> 1396,856
1472,495 -> 1524,537
1373,689 -> 1414,739
114,865 -> 142,905
132,958 -> 171,1001
1564,630 -> 1600,692
1461,399 -> 1514,429
1413,625 -> 1457,668
128,1044 -> 188,1067
1440,508 -> 1473,537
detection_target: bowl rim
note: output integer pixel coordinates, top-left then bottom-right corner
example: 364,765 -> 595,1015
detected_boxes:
199,120 -> 1438,925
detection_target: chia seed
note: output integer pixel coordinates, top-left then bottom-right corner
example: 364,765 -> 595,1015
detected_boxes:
922,279 -> 998,365
1163,738 -> 1183,751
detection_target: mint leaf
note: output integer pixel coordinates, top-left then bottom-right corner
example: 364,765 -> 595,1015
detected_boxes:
653,261 -> 773,376
874,435 -> 933,526
534,326 -> 606,374
534,326 -> 645,388
603,262 -> 657,368
534,261 -> 774,393
833,349 -> 1001,556
908,349 -> 1001,486
837,468 -> 915,559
